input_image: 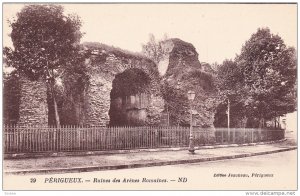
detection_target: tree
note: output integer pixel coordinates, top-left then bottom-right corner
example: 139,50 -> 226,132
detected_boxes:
142,34 -> 168,64
4,5 -> 83,127
236,28 -> 296,127
216,59 -> 244,98
215,28 -> 296,128
215,59 -> 246,127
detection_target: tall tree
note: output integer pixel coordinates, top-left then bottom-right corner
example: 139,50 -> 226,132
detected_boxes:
216,59 -> 244,99
237,28 -> 296,127
215,59 -> 246,128
4,5 -> 83,127
142,33 -> 168,64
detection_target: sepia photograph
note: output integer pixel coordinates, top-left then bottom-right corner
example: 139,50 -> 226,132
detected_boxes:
2,2 -> 298,193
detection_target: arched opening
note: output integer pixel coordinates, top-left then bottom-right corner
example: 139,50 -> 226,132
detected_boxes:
109,68 -> 151,126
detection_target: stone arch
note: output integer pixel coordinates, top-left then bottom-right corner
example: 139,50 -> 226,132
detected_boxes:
109,68 -> 152,126
83,43 -> 164,126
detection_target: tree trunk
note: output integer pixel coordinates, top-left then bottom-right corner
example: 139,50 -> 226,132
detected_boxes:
259,115 -> 264,128
53,94 -> 60,128
227,98 -> 230,129
242,117 -> 248,128
166,106 -> 170,126
47,67 -> 61,128
49,80 -> 60,128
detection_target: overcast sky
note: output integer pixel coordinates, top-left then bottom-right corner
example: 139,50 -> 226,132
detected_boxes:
3,3 -> 297,64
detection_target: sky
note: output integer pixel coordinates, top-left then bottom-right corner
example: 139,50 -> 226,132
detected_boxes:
3,3 -> 297,65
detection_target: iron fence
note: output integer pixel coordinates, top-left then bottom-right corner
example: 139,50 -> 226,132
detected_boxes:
3,125 -> 284,153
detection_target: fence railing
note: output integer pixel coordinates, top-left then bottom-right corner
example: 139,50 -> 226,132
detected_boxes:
3,125 -> 284,154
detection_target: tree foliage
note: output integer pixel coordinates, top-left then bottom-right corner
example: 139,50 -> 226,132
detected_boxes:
4,5 -> 83,80
237,28 -> 296,120
216,28 -> 297,127
3,5 -> 84,127
216,60 -> 244,97
110,68 -> 151,99
215,59 -> 248,127
142,34 -> 169,64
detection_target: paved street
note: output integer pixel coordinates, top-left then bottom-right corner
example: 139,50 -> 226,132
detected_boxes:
4,149 -> 297,190
4,142 -> 294,173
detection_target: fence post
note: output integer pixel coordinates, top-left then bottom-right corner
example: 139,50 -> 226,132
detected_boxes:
221,129 -> 223,144
233,128 -> 235,144
4,125 -> 6,153
76,126 -> 81,150
227,128 -> 230,143
59,126 -> 61,152
243,128 -> 246,143
37,125 -> 40,152
115,126 -> 118,149
20,125 -> 23,152
14,125 -> 17,153
169,126 -> 172,147
32,125 -> 35,152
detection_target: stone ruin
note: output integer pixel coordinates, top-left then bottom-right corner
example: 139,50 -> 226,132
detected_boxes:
13,38 -> 217,128
82,43 -> 165,126
17,76 -> 48,126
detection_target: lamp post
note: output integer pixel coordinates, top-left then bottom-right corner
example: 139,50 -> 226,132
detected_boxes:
187,90 -> 196,154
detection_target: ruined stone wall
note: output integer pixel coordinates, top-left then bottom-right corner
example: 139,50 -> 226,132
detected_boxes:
147,94 -> 165,125
160,38 -> 218,128
15,39 -> 217,128
18,76 -> 48,126
3,72 -> 20,124
84,59 -> 113,126
82,44 -> 165,126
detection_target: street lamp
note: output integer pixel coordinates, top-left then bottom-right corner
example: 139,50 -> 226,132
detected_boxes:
187,90 -> 196,154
